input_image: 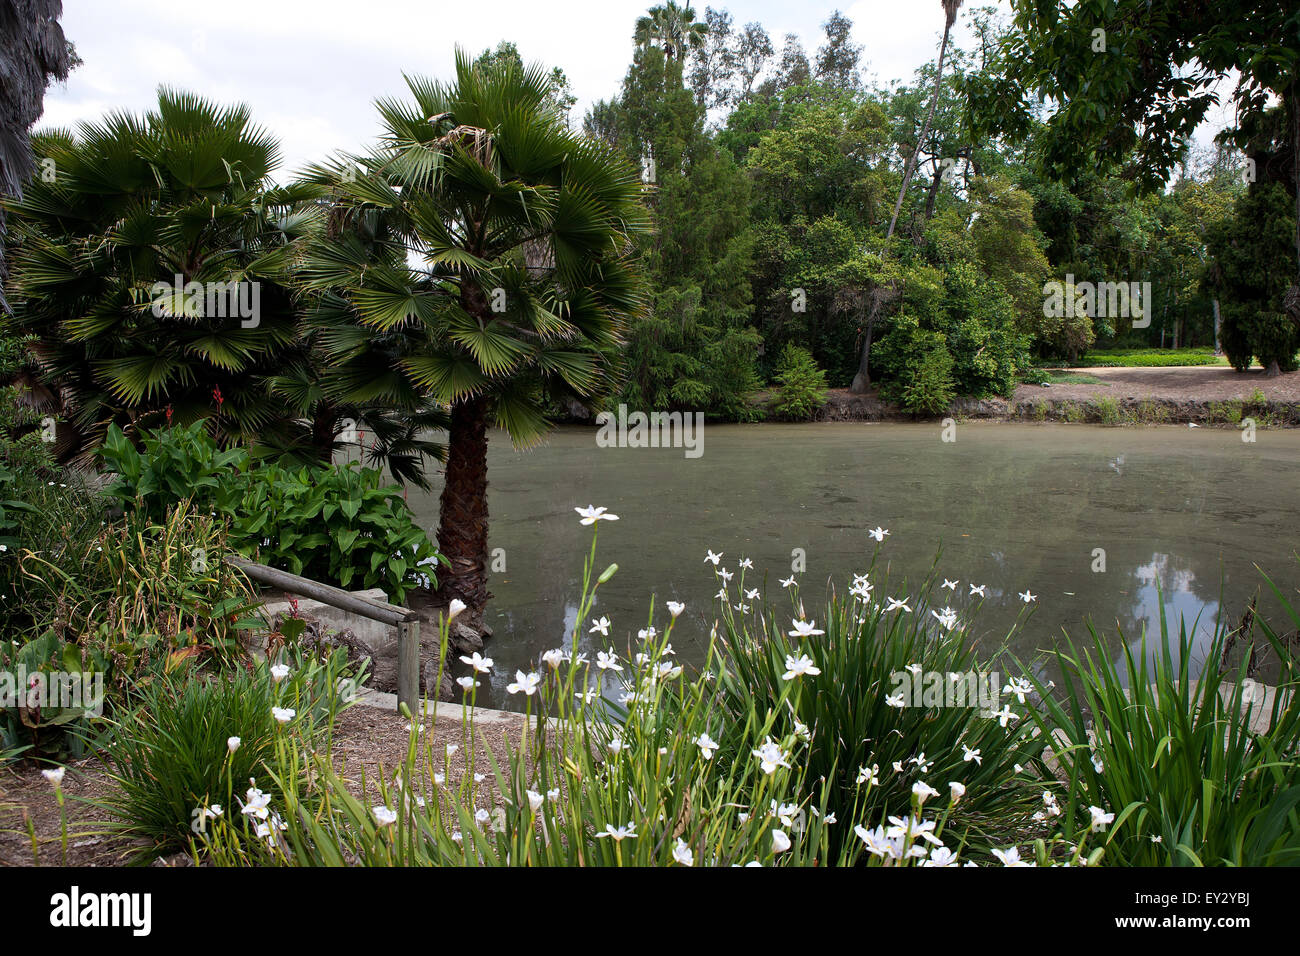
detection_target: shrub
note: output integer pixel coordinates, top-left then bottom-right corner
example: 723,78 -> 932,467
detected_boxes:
228,462 -> 445,603
899,346 -> 956,415
771,345 -> 828,421
100,421 -> 247,522
0,628 -> 112,764
100,423 -> 445,602
16,505 -> 263,678
1091,396 -> 1122,425
103,647 -> 359,860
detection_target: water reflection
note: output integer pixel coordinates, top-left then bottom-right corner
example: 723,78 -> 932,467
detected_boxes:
403,422 -> 1299,711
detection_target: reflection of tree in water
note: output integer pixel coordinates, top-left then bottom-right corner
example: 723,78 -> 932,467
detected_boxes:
1119,551 -> 1220,681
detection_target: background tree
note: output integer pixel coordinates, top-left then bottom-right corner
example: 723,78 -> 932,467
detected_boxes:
634,2 -> 707,61
302,52 -> 649,614
0,0 -> 73,312
995,0 -> 1300,367
0,90 -> 362,464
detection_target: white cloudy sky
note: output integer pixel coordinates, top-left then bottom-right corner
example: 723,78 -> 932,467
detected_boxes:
43,0 -> 1234,179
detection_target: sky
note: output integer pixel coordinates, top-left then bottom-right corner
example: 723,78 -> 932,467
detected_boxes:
42,0 -> 1017,178
42,0 -> 1235,180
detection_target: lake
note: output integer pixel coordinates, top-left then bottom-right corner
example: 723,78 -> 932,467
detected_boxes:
406,421 -> 1300,711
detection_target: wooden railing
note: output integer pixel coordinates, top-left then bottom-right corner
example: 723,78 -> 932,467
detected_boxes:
225,555 -> 421,714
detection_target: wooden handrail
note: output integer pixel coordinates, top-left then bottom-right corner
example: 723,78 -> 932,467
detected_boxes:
226,554 -> 422,713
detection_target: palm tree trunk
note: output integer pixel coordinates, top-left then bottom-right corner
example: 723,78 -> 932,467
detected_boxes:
886,21 -> 953,241
435,395 -> 491,612
851,12 -> 954,395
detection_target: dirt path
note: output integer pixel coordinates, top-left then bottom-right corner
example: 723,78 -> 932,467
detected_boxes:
1017,365 -> 1300,403
0,699 -> 529,866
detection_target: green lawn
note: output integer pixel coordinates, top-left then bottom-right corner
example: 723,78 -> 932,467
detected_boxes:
1065,348 -> 1229,368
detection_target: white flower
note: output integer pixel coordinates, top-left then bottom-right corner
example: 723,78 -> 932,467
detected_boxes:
1088,805 -> 1115,833
992,846 -> 1033,867
868,527 -> 890,542
589,616 -> 611,636
672,838 -> 694,866
1019,590 -> 1036,603
782,654 -> 821,680
788,618 -> 825,638
270,663 -> 290,682
885,596 -> 912,613
637,626 -> 657,640
717,568 -> 733,583
752,738 -> 791,775
460,652 -> 493,673
738,557 -> 754,570
272,707 -> 295,723
885,690 -> 906,708
733,602 -> 750,613
942,578 -> 958,591
704,550 -> 723,566
1003,676 -> 1034,704
447,598 -> 468,621
526,790 -> 545,813
744,587 -> 760,601
507,670 -> 541,696
607,738 -> 625,755
991,704 -> 1018,727
1092,753 -> 1104,773
948,781 -> 966,804
227,736 -> 241,753
41,767 -> 65,788
596,650 -> 623,671
780,575 -> 796,588
962,744 -> 982,765
857,765 -> 880,786
456,676 -> 480,692
475,808 -> 491,826
912,781 -> 940,805
373,805 -> 397,826
242,787 -> 272,819
931,607 -> 958,630
695,732 -> 720,760
541,648 -> 565,669
714,588 -> 727,600
771,829 -> 791,854
595,822 -> 637,841
575,505 -> 619,525
969,583 -> 987,597
666,600 -> 685,618
922,846 -> 959,866
547,788 -> 561,802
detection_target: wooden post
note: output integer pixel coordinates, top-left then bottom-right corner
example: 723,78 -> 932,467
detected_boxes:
397,618 -> 420,716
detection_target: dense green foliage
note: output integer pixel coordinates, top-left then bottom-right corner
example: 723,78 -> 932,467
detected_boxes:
770,344 -> 828,420
99,422 -> 444,602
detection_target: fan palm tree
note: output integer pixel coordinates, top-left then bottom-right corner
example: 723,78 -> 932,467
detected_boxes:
2,89 -> 440,474
634,2 -> 708,61
298,50 -> 649,614
4,90 -> 310,453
